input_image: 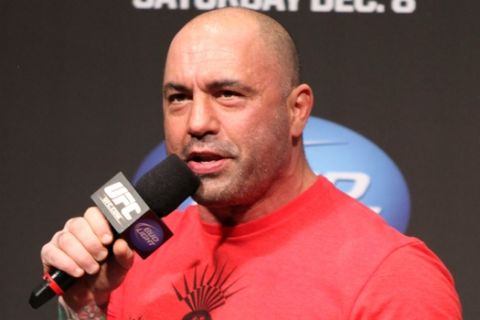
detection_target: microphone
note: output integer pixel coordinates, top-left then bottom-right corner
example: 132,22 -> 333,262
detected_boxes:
29,154 -> 200,309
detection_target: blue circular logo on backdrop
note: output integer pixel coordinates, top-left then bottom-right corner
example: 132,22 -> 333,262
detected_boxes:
133,117 -> 411,233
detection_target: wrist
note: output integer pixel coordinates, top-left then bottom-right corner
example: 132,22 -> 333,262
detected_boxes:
58,296 -> 107,320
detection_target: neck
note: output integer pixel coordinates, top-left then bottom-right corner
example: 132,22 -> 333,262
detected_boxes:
197,157 -> 317,226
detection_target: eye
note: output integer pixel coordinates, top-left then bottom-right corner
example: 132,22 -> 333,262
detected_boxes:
168,93 -> 189,104
216,90 -> 241,99
221,90 -> 236,98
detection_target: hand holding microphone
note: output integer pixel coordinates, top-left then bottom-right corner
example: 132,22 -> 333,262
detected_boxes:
38,207 -> 134,312
30,154 -> 200,310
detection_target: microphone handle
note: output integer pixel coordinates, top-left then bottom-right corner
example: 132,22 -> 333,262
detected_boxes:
29,268 -> 76,309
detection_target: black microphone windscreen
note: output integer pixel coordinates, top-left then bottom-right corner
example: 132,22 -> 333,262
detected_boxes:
135,154 -> 200,217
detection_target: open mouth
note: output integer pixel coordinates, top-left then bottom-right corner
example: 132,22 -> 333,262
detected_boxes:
188,152 -> 224,163
186,151 -> 229,175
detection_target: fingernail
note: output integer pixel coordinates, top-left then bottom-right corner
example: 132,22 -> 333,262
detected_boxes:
96,249 -> 108,261
87,264 -> 99,275
74,268 -> 83,277
102,234 -> 112,244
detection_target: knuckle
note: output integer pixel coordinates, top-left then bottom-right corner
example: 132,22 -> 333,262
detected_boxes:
51,230 -> 63,244
56,231 -> 73,248
64,217 -> 75,230
67,217 -> 86,234
40,243 -> 60,268
40,243 -> 52,261
85,207 -> 101,219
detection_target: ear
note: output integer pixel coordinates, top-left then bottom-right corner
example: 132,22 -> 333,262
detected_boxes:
287,84 -> 314,138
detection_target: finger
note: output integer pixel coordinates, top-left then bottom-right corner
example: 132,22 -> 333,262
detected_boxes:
84,207 -> 114,245
56,231 -> 101,275
112,239 -> 134,271
64,217 -> 108,262
41,242 -> 84,278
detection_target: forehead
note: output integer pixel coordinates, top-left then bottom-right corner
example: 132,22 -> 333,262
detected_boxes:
164,22 -> 279,85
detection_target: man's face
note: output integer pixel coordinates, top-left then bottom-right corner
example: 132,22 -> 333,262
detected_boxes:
163,22 -> 293,208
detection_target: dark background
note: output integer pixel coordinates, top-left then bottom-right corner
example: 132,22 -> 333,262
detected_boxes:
2,1 -> 479,318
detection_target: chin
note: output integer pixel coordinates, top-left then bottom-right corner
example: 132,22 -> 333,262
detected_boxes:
193,189 -> 234,207
192,182 -> 242,207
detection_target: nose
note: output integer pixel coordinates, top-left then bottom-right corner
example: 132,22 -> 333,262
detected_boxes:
187,95 -> 220,139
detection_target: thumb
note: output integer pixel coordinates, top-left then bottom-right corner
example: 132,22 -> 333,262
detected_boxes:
112,239 -> 134,271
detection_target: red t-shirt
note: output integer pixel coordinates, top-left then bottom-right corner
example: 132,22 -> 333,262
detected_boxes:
108,177 -> 461,319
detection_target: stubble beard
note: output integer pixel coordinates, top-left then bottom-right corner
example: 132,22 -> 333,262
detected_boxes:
193,109 -> 291,213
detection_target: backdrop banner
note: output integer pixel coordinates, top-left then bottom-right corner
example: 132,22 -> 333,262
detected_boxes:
2,1 -> 479,318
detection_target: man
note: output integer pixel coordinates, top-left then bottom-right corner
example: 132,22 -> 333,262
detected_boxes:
41,8 -> 461,319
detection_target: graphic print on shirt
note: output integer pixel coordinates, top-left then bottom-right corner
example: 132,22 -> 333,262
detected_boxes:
173,261 -> 242,320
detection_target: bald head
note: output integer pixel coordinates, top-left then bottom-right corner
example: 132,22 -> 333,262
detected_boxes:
168,8 -> 300,93
162,8 -> 315,217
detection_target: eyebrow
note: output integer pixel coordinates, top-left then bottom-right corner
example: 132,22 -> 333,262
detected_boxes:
163,82 -> 189,96
207,80 -> 256,94
163,79 -> 256,95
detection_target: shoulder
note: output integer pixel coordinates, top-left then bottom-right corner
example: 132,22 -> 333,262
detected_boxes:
349,240 -> 462,319
310,178 -> 461,318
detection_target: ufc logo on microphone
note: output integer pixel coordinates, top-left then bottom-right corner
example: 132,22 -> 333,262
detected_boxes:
104,182 -> 141,220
